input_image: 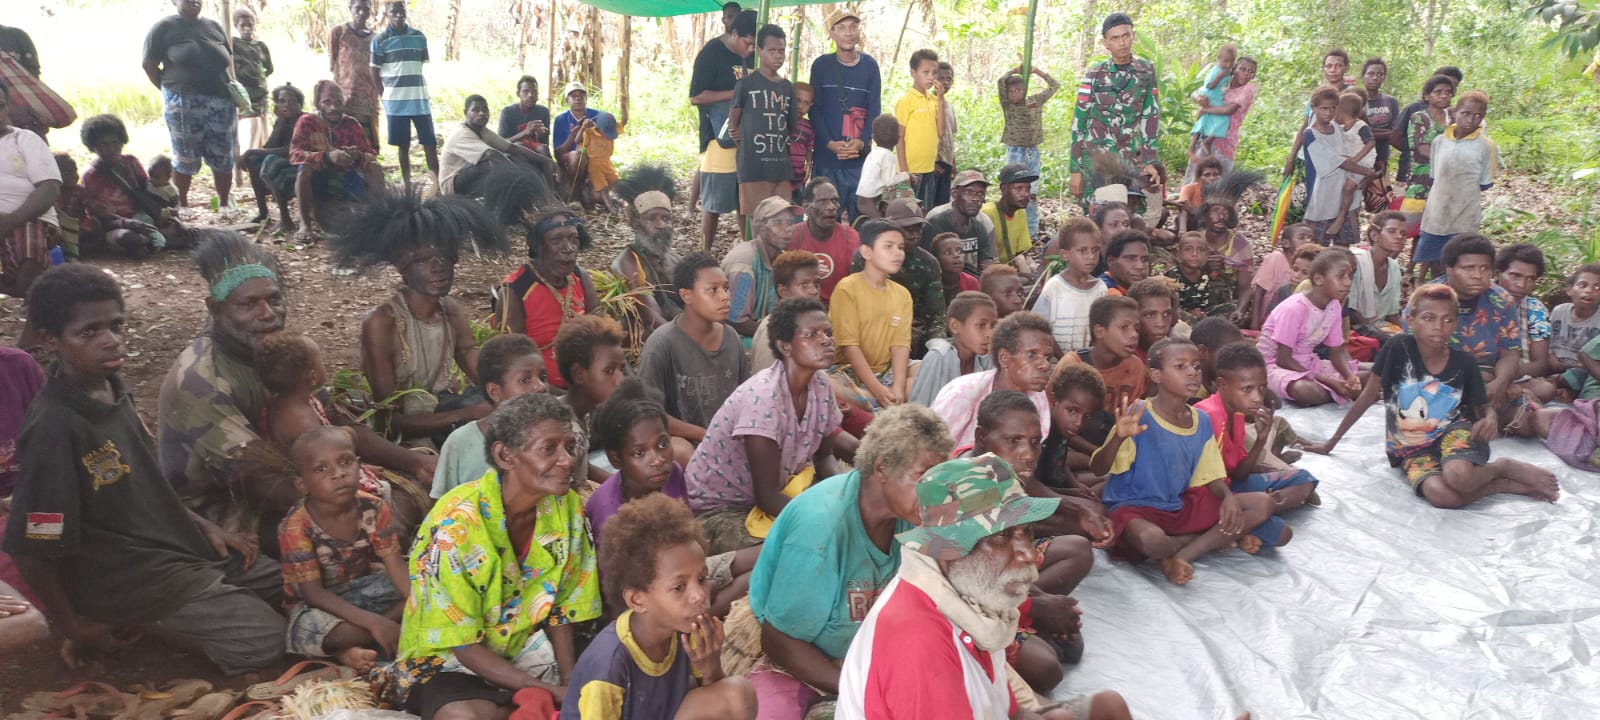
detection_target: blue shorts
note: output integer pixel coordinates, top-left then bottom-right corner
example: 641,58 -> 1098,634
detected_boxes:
1415,231 -> 1454,263
1235,468 -> 1319,548
386,114 -> 437,147
162,88 -> 238,174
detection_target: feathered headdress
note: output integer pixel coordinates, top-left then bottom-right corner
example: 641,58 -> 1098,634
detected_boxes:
329,190 -> 507,269
482,165 -> 561,230
1086,148 -> 1148,207
1199,170 -> 1264,230
612,163 -> 679,206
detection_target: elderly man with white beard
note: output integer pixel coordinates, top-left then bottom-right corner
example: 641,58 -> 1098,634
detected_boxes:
611,186 -> 684,336
836,455 -> 1133,720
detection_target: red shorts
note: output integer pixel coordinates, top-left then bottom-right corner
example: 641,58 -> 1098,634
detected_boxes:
1107,486 -> 1222,560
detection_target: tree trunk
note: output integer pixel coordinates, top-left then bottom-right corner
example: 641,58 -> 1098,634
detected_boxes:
620,16 -> 632,128
548,0 -> 558,105
1079,0 -> 1098,70
1423,0 -> 1448,59
444,0 -> 463,61
304,0 -> 329,51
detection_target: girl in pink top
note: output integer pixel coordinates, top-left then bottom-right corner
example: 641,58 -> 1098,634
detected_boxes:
1257,249 -> 1362,406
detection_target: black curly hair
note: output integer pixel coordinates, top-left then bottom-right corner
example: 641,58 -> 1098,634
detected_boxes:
589,377 -> 670,456
27,264 -> 123,336
767,296 -> 827,361
476,333 -> 541,395
1213,341 -> 1267,375
255,331 -> 322,395
330,190 -> 507,269
1050,362 -> 1105,407
598,493 -> 708,609
553,314 -> 626,386
79,114 -> 129,150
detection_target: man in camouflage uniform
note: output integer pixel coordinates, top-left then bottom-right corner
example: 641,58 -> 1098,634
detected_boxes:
159,231 -> 435,547
1068,12 -> 1161,205
849,197 -> 946,358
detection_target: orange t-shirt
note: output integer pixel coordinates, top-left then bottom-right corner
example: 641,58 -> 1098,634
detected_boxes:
1057,350 -> 1148,411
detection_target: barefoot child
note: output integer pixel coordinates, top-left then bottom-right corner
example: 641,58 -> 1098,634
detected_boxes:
1304,285 -> 1560,508
910,291 -> 997,406
585,379 -> 758,617
1300,88 -> 1374,246
1196,343 -> 1320,517
256,331 -> 433,531
1188,45 -> 1237,170
1091,339 -> 1290,585
563,494 -> 757,719
1259,249 -> 1362,406
1034,217 -> 1107,352
432,333 -> 547,497
279,426 -> 409,673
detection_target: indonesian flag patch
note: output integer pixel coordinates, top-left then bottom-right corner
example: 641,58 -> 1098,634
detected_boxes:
24,513 -> 63,540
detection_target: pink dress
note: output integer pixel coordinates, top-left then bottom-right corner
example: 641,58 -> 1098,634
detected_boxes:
1257,293 -> 1358,402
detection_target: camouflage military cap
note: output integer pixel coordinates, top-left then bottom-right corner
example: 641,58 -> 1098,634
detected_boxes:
895,454 -> 1060,561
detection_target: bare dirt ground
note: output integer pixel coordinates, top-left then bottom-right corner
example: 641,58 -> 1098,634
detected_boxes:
0,169 -> 1579,711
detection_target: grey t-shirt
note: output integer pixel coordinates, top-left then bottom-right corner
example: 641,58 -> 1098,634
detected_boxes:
1549,303 -> 1600,364
143,15 -> 232,97
910,338 -> 994,407
731,72 -> 797,183
923,203 -> 997,275
638,319 -> 751,429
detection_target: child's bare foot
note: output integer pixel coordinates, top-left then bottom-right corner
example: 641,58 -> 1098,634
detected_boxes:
1160,557 -> 1194,585
334,647 -> 378,673
1495,459 -> 1560,502
1235,535 -> 1263,554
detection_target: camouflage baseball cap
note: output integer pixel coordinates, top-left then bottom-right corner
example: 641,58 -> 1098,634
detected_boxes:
895,454 -> 1060,561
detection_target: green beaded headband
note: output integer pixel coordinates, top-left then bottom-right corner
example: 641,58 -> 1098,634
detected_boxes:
209,263 -> 277,302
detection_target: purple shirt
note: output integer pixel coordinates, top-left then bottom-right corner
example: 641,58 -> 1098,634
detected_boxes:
584,463 -> 688,548
685,361 -> 843,514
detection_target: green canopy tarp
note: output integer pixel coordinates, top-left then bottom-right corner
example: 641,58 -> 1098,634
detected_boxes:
573,0 -> 832,19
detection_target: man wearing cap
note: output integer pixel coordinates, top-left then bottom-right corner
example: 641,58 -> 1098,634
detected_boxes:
724,195 -> 800,337
982,163 -> 1040,276
809,8 -> 882,222
924,168 -> 997,276
850,197 -> 947,358
612,188 -> 683,334
437,94 -> 553,198
690,9 -> 757,250
1069,12 -> 1160,205
792,176 -> 861,303
552,83 -> 621,213
836,455 -> 1132,720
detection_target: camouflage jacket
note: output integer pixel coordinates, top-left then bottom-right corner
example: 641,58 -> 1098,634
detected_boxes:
1069,57 -> 1160,176
158,335 -> 295,536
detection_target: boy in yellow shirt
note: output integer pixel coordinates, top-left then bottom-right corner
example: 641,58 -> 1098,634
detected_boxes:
895,48 -> 944,210
831,219 -> 916,408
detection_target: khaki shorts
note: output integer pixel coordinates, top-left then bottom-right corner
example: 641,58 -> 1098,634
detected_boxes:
739,179 -> 794,216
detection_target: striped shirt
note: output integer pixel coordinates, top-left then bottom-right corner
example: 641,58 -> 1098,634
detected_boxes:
370,26 -> 430,117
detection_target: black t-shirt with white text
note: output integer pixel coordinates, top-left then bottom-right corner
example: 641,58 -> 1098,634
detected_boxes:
732,72 -> 797,182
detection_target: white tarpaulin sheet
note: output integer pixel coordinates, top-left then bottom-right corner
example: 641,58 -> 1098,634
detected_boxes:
1051,404 -> 1600,720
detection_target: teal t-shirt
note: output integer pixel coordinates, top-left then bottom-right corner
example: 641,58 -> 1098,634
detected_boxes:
747,470 -> 908,660
431,421 -> 489,499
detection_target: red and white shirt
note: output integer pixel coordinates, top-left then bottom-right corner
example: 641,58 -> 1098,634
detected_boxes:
837,576 -> 1016,720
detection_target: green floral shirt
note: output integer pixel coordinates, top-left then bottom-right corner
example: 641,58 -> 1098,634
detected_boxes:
399,469 -> 600,664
